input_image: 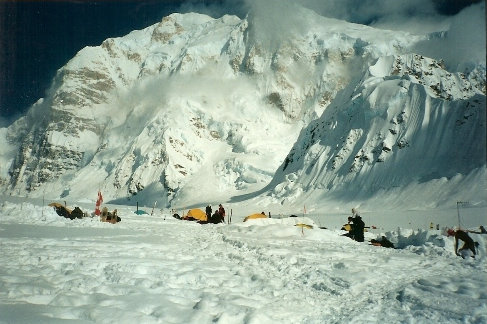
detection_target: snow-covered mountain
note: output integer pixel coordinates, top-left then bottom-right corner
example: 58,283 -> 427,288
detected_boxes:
1,7 -> 485,210
261,54 -> 486,209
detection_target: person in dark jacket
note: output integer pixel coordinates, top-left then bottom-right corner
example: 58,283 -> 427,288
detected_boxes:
447,229 -> 478,258
218,204 -> 225,222
211,210 -> 222,224
371,236 -> 394,248
205,205 -> 212,221
70,207 -> 84,219
353,216 -> 365,242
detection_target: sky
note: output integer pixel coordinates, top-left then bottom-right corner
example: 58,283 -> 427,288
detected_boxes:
0,0 -> 483,126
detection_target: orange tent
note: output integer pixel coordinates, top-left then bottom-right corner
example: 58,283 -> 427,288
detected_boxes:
184,208 -> 207,222
243,213 -> 267,222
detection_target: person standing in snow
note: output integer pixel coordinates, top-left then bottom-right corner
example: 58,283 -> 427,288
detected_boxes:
218,204 -> 225,222
205,205 -> 212,222
348,208 -> 365,242
353,215 -> 365,242
447,229 -> 478,258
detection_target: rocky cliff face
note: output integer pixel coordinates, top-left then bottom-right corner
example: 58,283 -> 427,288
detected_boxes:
1,10 -> 485,208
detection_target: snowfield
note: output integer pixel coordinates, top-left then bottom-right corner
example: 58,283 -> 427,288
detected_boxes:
1,199 -> 486,323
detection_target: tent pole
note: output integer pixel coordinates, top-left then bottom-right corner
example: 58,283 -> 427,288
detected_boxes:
457,202 -> 460,229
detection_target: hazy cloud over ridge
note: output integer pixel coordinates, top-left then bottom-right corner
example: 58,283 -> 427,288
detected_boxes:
177,0 -> 485,70
412,2 -> 486,71
178,0 -> 481,26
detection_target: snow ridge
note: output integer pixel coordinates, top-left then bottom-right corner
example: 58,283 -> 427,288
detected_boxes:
267,54 -> 486,209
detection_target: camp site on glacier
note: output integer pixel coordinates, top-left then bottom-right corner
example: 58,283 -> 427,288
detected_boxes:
0,1 -> 486,323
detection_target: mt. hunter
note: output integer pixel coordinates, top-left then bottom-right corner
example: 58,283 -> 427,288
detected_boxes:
1,8 -> 485,210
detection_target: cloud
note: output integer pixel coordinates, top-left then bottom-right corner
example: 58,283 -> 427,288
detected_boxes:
245,0 -> 313,50
176,0 -> 483,45
177,0 -> 248,18
175,0 -> 484,37
110,60 -> 258,126
298,0 -> 438,25
176,0 -> 485,71
412,2 -> 486,71
176,0 -> 314,51
177,0 -> 443,23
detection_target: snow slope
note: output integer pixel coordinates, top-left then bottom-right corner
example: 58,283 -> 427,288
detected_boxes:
0,199 -> 486,323
263,54 -> 486,210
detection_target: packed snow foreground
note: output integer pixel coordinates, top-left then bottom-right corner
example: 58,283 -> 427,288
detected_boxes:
1,199 -> 486,323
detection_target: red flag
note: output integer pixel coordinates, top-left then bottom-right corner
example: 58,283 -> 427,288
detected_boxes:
95,191 -> 103,215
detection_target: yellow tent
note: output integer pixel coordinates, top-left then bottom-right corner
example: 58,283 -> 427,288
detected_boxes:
243,213 -> 267,222
184,208 -> 207,222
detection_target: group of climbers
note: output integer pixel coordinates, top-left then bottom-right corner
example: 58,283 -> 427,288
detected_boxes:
205,204 -> 226,224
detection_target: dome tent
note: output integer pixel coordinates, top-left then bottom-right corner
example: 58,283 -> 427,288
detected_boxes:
183,208 -> 207,222
243,213 -> 267,222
